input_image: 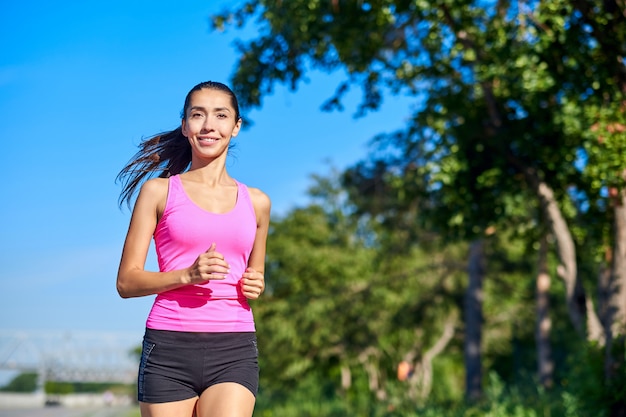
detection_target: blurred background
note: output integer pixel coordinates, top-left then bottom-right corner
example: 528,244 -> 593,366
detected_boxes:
1,1 -> 625,416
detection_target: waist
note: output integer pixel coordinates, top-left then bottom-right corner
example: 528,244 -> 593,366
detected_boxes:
142,328 -> 256,344
146,295 -> 255,332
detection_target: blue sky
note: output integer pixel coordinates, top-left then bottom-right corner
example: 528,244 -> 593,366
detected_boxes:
0,1 -> 413,341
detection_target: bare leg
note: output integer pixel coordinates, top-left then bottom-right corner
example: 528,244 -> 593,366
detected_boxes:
195,382 -> 256,417
140,397 -> 198,417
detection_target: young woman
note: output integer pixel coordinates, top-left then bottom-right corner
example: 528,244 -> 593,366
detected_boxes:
116,81 -> 271,417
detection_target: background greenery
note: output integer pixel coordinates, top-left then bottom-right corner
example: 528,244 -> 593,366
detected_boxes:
213,1 -> 626,416
4,1 -> 625,416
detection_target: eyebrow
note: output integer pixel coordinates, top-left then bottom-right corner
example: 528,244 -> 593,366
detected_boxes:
188,106 -> 232,113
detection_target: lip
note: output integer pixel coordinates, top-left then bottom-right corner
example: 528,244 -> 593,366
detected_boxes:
198,137 -> 219,145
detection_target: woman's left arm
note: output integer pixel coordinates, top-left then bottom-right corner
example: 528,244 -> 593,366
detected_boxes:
241,188 -> 271,299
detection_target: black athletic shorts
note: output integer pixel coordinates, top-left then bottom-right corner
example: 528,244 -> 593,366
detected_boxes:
137,328 -> 259,403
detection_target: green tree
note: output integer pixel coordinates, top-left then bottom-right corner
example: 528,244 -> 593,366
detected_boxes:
213,0 -> 626,411
0,373 -> 37,393
254,171 -> 468,409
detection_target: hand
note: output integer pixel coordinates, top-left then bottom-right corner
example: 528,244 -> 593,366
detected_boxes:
184,243 -> 230,284
240,267 -> 265,299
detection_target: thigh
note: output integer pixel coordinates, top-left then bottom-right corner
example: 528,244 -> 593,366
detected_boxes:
140,397 -> 197,417
196,382 -> 255,417
201,332 -> 259,396
138,329 -> 203,403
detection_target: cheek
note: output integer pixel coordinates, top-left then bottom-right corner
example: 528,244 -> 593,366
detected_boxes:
183,121 -> 201,137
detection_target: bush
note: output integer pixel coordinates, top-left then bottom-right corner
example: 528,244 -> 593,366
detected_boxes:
0,372 -> 37,392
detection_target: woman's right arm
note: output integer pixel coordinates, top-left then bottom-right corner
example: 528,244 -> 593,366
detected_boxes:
116,178 -> 231,298
116,178 -> 183,298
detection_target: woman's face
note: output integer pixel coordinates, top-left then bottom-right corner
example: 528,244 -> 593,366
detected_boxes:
181,88 -> 242,159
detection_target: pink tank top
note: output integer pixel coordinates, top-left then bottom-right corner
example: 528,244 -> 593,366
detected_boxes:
146,175 -> 258,332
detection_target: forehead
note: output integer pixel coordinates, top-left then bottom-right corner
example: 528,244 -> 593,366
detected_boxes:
188,88 -> 233,109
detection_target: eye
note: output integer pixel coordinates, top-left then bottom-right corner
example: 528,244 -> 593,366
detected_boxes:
216,113 -> 228,119
190,112 -> 204,119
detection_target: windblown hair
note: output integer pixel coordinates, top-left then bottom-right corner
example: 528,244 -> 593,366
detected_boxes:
116,81 -> 241,208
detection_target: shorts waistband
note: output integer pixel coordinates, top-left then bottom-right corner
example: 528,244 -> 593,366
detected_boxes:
144,327 -> 255,343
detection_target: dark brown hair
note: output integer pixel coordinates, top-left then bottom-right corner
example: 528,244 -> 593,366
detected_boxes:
116,81 -> 241,208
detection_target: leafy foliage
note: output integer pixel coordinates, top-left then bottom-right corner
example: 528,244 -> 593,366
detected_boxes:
0,373 -> 37,392
209,0 -> 626,414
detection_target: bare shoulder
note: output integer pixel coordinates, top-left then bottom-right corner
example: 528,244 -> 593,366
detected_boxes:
247,186 -> 271,215
140,177 -> 169,198
136,177 -> 169,214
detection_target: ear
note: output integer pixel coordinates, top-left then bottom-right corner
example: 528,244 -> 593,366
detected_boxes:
181,119 -> 189,137
231,118 -> 242,138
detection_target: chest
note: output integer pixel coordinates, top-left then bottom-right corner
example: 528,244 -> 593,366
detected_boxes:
179,181 -> 239,214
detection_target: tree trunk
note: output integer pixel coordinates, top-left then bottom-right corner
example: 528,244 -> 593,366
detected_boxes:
606,188 -> 626,417
604,187 -> 626,417
358,348 -> 386,401
340,365 -> 351,391
609,190 -> 626,342
536,180 -> 584,333
406,316 -> 456,400
536,233 -> 554,388
525,169 -> 604,342
464,239 -> 484,401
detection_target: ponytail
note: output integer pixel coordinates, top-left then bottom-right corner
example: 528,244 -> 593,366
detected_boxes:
116,127 -> 191,208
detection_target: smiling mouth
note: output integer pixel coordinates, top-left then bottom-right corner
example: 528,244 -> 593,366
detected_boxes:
199,137 -> 218,143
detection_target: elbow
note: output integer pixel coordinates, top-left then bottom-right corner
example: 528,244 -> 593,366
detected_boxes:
116,278 -> 133,299
117,285 -> 130,299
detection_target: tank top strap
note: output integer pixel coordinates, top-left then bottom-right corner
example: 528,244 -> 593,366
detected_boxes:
235,180 -> 256,219
168,174 -> 182,191
165,175 -> 184,208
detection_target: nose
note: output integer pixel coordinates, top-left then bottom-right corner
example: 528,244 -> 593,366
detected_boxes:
202,117 -> 215,132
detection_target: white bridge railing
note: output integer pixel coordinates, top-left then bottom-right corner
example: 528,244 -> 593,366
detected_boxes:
0,330 -> 141,386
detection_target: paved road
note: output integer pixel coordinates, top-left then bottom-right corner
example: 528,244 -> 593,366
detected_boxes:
0,406 -> 136,417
